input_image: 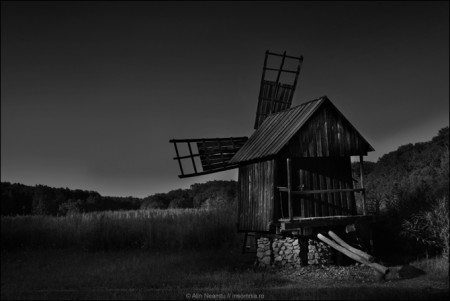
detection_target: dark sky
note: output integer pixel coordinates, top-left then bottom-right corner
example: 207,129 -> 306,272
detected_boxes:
2,1 -> 448,198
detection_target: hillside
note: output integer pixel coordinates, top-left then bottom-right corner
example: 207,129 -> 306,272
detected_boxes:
364,127 -> 448,215
359,127 -> 449,261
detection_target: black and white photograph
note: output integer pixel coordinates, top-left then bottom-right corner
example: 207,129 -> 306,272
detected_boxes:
1,1 -> 449,300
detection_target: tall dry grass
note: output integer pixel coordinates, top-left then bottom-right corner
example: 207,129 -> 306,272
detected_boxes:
1,208 -> 240,251
411,256 -> 449,280
401,197 -> 449,258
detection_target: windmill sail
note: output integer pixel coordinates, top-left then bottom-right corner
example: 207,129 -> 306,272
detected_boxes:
254,51 -> 303,129
169,137 -> 248,178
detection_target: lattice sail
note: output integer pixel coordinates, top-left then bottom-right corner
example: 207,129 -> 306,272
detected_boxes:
169,137 -> 248,178
254,51 -> 303,129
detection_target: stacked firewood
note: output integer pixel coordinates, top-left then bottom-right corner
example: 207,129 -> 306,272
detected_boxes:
307,239 -> 334,265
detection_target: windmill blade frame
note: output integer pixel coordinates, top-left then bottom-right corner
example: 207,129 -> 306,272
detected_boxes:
169,137 -> 248,178
254,50 -> 303,129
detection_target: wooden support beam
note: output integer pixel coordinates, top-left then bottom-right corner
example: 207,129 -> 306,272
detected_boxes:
279,215 -> 375,228
360,155 -> 366,215
287,158 -> 293,221
278,187 -> 365,194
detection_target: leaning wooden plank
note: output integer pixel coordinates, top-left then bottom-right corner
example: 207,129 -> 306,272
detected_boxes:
317,233 -> 389,276
328,231 -> 374,262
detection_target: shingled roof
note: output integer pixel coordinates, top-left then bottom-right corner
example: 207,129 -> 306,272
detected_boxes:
230,96 -> 374,164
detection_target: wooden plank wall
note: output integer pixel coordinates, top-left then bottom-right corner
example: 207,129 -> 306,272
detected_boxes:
282,101 -> 369,157
277,157 -> 356,219
238,159 -> 275,232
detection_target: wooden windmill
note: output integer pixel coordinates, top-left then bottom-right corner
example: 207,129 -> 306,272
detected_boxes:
170,50 -> 374,237
170,50 -> 303,179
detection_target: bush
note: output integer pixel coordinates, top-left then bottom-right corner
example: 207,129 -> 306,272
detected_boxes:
57,199 -> 83,216
401,197 -> 449,259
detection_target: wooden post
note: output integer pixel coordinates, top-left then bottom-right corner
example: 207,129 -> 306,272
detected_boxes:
359,155 -> 366,215
287,158 -> 293,220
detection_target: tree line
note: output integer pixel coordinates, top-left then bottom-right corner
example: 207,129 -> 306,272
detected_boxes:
1,180 -> 237,216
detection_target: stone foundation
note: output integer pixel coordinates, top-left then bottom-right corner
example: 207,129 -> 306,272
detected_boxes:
256,236 -> 301,268
272,237 -> 301,268
256,236 -> 334,268
307,239 -> 334,265
256,237 -> 272,267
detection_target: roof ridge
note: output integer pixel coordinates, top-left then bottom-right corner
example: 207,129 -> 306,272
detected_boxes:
265,96 -> 326,118
298,95 -> 327,106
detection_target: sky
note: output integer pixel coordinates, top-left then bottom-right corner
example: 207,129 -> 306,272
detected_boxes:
1,1 -> 449,198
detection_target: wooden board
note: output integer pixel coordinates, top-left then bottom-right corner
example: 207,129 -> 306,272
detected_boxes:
279,215 -> 375,229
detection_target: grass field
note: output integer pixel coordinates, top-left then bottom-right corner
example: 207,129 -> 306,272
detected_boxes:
1,209 -> 449,300
1,249 -> 448,300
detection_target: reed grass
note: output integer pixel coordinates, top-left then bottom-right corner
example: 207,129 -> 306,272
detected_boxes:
1,208 -> 239,251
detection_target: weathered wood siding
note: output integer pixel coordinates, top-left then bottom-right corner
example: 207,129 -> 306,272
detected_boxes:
238,160 -> 276,232
281,101 -> 371,157
276,157 -> 356,219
